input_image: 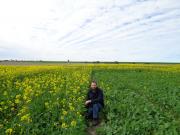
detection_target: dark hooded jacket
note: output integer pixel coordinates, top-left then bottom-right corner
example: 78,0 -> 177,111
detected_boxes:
86,87 -> 104,107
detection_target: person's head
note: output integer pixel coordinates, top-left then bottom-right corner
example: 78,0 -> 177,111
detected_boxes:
90,80 -> 97,90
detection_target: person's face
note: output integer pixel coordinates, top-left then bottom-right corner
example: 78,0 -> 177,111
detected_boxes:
91,82 -> 97,90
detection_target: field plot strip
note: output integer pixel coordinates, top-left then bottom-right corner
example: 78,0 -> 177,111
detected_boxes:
91,67 -> 180,135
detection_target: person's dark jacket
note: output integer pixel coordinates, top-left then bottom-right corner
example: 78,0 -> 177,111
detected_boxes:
86,87 -> 104,107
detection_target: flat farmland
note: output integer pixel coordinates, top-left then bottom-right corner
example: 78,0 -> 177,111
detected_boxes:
0,64 -> 180,135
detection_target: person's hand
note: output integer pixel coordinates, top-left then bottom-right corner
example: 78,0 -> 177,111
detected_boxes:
85,100 -> 91,105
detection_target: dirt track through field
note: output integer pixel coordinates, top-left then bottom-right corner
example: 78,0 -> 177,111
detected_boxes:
87,126 -> 97,135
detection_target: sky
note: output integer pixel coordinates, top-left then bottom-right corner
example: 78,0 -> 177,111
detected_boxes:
0,0 -> 180,62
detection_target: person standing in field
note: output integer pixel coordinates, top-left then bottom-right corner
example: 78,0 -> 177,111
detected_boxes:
85,80 -> 104,126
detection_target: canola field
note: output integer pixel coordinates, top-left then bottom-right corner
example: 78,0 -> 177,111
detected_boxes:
0,64 -> 180,135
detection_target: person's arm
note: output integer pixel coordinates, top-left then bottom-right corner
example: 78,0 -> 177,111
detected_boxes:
91,90 -> 103,104
86,90 -> 90,100
85,91 -> 91,106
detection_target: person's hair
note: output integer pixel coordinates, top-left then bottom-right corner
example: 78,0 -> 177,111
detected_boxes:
91,80 -> 97,85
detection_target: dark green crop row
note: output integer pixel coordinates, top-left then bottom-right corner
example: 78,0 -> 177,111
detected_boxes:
93,69 -> 180,135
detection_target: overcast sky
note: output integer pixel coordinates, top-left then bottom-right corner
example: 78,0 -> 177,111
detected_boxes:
0,0 -> 180,62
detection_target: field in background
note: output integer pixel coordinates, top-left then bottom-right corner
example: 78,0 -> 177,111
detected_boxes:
0,64 -> 180,134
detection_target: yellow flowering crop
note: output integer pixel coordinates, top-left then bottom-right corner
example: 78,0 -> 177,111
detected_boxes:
0,65 -> 93,134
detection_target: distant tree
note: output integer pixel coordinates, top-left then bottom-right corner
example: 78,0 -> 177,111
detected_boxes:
93,61 -> 100,63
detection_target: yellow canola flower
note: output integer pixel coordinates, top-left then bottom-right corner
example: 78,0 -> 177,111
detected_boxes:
15,94 -> 21,99
61,122 -> 68,128
15,99 -> 20,104
1,101 -> 5,105
71,120 -> 77,127
26,99 -> 31,103
60,116 -> 64,120
69,105 -> 75,111
76,111 -> 82,116
20,113 -> 32,123
62,110 -> 67,115
5,128 -> 13,135
23,95 -> 27,100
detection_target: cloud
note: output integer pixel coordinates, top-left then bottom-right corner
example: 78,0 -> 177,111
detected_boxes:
0,0 -> 180,62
